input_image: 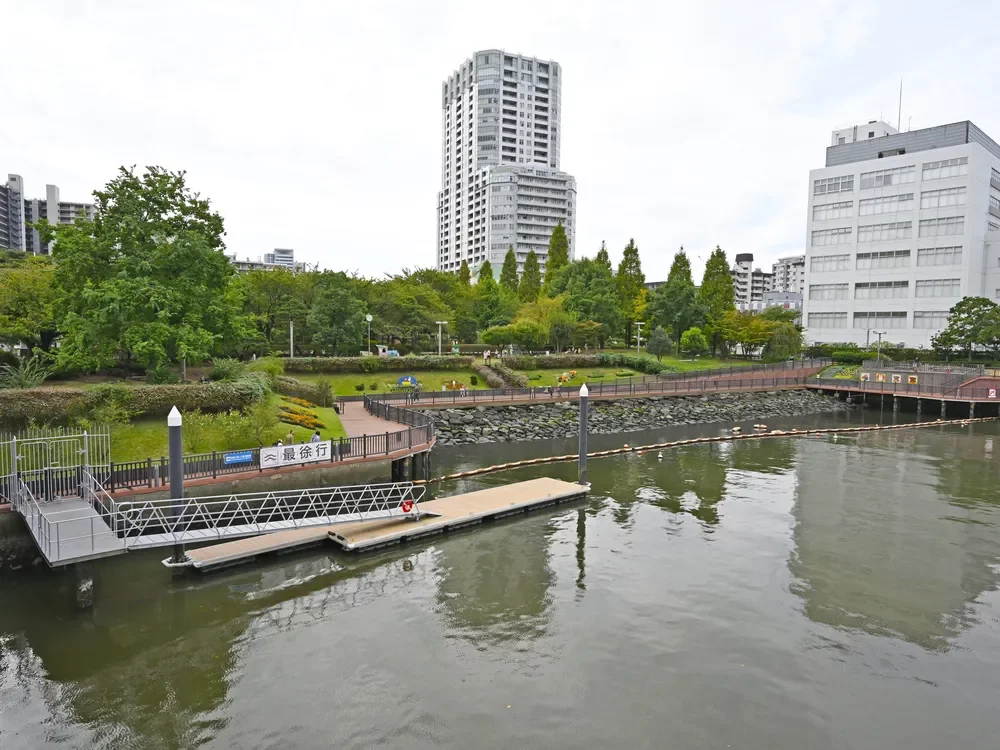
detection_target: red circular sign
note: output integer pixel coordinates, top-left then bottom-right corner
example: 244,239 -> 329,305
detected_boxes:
401,500 -> 414,513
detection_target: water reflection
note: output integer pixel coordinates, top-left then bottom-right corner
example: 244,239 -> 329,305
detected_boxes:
788,424 -> 1000,651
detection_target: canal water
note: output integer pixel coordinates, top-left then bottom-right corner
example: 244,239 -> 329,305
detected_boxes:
2,411 -> 1000,749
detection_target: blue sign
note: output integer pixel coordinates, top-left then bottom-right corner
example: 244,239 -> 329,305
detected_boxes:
224,450 -> 254,466
397,375 -> 418,386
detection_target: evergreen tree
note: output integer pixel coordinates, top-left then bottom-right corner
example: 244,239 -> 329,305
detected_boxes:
543,221 -> 569,295
595,241 -> 612,274
518,251 -> 542,302
696,246 -> 736,355
616,238 -> 645,349
647,247 -> 705,355
500,246 -> 519,293
473,260 -> 515,331
457,259 -> 471,286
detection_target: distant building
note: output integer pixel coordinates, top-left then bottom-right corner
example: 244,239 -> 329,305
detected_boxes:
436,50 -> 577,277
0,175 -> 95,254
731,253 -> 774,304
772,254 -> 805,295
736,291 -> 803,317
644,280 -> 665,292
228,249 -> 313,273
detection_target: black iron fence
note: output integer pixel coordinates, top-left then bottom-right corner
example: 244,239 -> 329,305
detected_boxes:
811,377 -> 1000,401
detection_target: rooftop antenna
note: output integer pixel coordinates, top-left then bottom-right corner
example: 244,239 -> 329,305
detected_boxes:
897,79 -> 903,131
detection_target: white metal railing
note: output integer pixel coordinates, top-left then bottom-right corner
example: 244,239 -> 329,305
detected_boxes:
106,482 -> 425,549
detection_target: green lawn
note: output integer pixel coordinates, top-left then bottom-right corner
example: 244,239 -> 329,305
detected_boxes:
107,394 -> 346,462
514,356 -> 749,384
290,370 -> 488,396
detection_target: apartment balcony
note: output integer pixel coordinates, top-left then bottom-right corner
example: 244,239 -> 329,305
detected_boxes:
992,174 -> 1000,191
990,203 -> 1000,220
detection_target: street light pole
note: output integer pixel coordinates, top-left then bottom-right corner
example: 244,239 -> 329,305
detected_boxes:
289,320 -> 294,358
634,321 -> 645,356
436,320 -> 448,356
874,330 -> 887,365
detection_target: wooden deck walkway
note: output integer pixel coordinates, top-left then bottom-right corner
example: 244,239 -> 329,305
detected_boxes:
181,477 -> 588,571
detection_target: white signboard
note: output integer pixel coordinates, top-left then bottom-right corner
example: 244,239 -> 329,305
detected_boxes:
260,440 -> 333,468
989,388 -> 997,399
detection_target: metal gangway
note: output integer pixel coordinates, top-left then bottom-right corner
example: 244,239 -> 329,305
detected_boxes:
13,475 -> 425,567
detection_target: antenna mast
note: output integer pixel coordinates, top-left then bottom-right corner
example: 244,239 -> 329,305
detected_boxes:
897,79 -> 903,131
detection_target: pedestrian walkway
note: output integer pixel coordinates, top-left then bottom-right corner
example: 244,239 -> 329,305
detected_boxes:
338,399 -> 407,438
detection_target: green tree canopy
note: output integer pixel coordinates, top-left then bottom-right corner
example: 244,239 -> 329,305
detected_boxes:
647,248 -> 705,354
0,257 -> 59,352
235,268 -> 312,356
543,221 -> 570,295
759,305 -> 800,326
680,327 -> 709,357
518,251 -> 542,302
551,258 -> 622,347
931,297 -> 1000,358
616,238 -> 645,347
473,260 -> 516,331
719,310 -> 774,358
307,273 -> 366,355
646,325 -> 671,361
696,246 -> 736,355
457,259 -> 471,286
47,166 -> 249,371
595,241 -> 612,274
761,321 -> 803,360
500,246 -> 519,293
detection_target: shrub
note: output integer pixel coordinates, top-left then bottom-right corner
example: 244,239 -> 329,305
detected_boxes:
0,357 -> 53,389
285,356 -> 474,374
503,354 -> 600,371
246,356 -> 285,379
314,378 -> 334,407
245,400 -> 280,445
469,374 -> 479,386
210,358 -> 246,381
831,349 -> 874,365
615,370 -> 635,377
0,350 -> 21,370
275,376 -> 334,406
597,353 -> 668,374
368,382 -> 378,390
472,363 -> 505,388
146,365 -> 179,384
589,372 -> 605,378
354,382 -> 365,392
527,373 -> 541,380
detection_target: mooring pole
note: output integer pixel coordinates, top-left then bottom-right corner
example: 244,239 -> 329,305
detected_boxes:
578,383 -> 589,485
168,406 -> 185,565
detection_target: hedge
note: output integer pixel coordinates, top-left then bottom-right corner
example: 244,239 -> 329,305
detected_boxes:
275,376 -> 334,407
502,354 -> 602,371
472,363 -> 505,388
488,363 -> 529,387
285,356 -> 475,374
0,375 -> 271,425
595,353 -> 679,375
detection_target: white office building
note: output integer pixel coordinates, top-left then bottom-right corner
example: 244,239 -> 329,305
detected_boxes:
731,253 -> 774,304
1,175 -> 96,255
228,249 -> 312,273
772,254 -> 805,295
436,50 -> 576,276
803,119 -> 1000,348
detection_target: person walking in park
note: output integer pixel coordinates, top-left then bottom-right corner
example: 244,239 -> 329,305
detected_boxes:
310,431 -> 321,443
286,429 -> 295,445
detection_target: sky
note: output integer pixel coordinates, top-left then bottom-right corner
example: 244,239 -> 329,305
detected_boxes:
5,0 -> 1000,283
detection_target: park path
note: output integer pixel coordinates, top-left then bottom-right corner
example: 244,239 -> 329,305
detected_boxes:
337,399 -> 406,438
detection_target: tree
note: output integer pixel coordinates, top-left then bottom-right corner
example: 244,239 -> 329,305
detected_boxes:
759,305 -> 800,326
572,320 -> 602,348
0,257 -> 59,352
307,274 -> 366,355
518,251 -> 542,302
235,267 -> 312,355
543,221 -> 570,295
647,248 -> 705,354
457,259 -> 471,287
500,246 -> 519,293
47,166 -> 250,372
696,246 -> 736,355
680,327 -> 709,358
646,326 -> 671,361
616,238 -> 645,348
719,310 -> 774,359
555,259 -> 623,348
473,260 -> 516,331
931,297 -> 999,358
762,321 -> 803,360
550,309 -> 578,351
595,241 -> 612,274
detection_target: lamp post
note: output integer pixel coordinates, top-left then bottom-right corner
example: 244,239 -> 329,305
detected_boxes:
366,313 -> 373,354
873,330 -> 887,365
436,320 -> 448,356
634,321 -> 645,356
289,320 -> 294,358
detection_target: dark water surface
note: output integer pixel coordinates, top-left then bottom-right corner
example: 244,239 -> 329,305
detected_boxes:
2,411 -> 1000,749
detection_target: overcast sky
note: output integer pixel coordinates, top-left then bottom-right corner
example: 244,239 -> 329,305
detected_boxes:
5,1 -> 1000,283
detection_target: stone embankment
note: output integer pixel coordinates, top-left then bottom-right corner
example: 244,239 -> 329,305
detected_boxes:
422,390 -> 851,445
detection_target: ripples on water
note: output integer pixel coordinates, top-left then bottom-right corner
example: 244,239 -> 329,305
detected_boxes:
2,414 -> 1000,749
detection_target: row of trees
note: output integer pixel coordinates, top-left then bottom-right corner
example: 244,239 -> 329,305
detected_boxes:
0,165 -> 803,375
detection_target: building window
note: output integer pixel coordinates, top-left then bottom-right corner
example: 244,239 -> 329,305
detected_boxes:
853,311 -> 907,329
920,187 -> 967,209
812,200 -> 854,221
915,278 -> 961,297
991,195 -> 1000,212
814,175 -> 854,195
921,157 -> 968,181
918,216 -> 965,237
916,246 -> 962,266
857,221 -> 912,243
807,312 -> 848,328
859,165 -> 915,190
990,222 -> 1000,232
810,253 -> 850,272
859,193 -> 913,216
856,249 -> 910,269
811,227 -> 852,246
855,281 -> 908,299
913,311 -> 949,329
808,283 -> 849,300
